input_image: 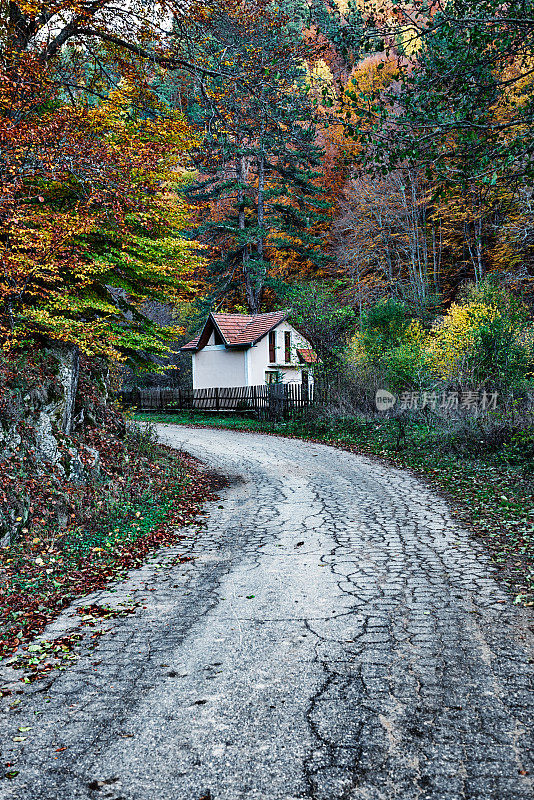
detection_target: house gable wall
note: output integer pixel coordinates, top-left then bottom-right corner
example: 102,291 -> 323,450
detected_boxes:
193,348 -> 246,389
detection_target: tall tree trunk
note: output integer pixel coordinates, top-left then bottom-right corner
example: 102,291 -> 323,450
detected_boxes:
475,214 -> 484,285
236,143 -> 252,309
464,215 -> 484,285
55,343 -> 80,435
257,152 -> 265,261
252,150 -> 266,314
432,220 -> 441,292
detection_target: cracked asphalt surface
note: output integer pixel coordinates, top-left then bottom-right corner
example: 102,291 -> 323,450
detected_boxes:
1,424 -> 533,800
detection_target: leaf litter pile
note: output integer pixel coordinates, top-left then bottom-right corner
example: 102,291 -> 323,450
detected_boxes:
0,433 -> 216,662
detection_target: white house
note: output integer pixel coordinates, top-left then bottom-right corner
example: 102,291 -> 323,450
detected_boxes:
181,311 -> 316,390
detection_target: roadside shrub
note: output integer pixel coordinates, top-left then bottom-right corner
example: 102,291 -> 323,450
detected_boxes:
125,420 -> 159,458
497,427 -> 534,472
339,282 -> 532,420
359,298 -> 413,359
427,301 -> 498,383
384,339 -> 433,392
436,416 -> 511,457
427,283 -> 532,392
473,314 -> 529,391
352,307 -> 432,394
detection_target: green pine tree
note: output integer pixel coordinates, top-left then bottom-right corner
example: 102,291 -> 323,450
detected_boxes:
180,0 -> 330,313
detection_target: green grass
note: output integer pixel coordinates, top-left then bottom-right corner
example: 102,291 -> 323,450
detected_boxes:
136,410 -> 534,605
135,410 -> 266,431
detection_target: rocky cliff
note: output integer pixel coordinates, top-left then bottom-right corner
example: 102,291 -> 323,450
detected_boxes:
0,346 -> 116,546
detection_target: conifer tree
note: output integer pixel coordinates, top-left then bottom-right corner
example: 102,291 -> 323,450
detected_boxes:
181,0 -> 330,313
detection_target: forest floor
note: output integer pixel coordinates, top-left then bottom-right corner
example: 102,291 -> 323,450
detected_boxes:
0,444 -> 216,663
0,424 -> 531,800
136,411 -> 534,607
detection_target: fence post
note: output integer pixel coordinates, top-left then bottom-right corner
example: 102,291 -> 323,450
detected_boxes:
302,374 -> 309,407
215,387 -> 220,411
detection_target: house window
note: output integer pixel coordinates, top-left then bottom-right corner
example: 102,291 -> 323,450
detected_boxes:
284,331 -> 291,362
269,330 -> 276,362
265,370 -> 279,384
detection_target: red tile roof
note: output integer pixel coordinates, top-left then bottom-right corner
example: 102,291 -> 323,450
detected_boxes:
297,348 -> 318,364
181,333 -> 201,351
181,311 -> 289,351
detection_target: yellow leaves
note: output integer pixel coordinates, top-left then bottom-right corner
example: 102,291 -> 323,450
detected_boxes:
490,55 -> 534,132
17,2 -> 41,12
87,82 -> 195,158
403,319 -> 425,345
437,302 -> 498,337
306,59 -> 334,87
20,309 -> 124,360
347,58 -> 398,99
427,302 -> 498,380
351,299 -> 527,387
0,31 -> 204,365
348,332 -> 369,367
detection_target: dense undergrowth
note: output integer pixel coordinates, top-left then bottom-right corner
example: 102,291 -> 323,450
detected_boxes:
138,410 -> 534,606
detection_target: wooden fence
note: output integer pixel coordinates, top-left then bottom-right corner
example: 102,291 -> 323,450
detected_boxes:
119,383 -> 316,418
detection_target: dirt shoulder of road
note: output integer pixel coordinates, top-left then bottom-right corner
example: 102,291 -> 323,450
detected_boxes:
0,445 -> 217,666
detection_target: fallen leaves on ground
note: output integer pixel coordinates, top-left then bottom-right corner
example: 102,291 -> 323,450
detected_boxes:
0,448 -> 217,664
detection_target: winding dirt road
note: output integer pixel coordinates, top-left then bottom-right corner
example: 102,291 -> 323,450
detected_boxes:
1,425 -> 532,800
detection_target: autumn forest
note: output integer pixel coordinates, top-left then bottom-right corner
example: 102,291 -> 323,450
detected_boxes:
2,1 -> 533,366
1,6 -> 534,794
1,0 -> 534,669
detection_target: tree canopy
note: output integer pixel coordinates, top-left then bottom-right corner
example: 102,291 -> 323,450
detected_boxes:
2,0 -> 534,368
